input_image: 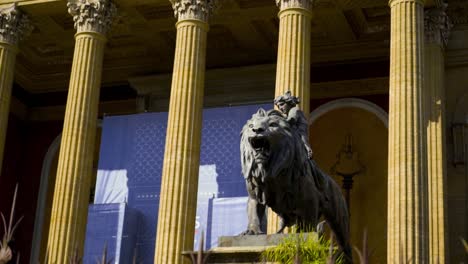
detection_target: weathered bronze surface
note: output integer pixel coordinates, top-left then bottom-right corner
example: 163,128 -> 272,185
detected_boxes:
240,108 -> 352,261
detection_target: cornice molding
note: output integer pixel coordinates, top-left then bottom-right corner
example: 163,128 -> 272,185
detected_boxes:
170,0 -> 218,22
67,0 -> 117,35
425,5 -> 452,47
0,3 -> 32,45
312,77 -> 388,98
129,64 -> 388,99
446,48 -> 468,67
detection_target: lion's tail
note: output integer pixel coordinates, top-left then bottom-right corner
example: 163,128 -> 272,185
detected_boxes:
312,162 -> 353,263
324,206 -> 353,263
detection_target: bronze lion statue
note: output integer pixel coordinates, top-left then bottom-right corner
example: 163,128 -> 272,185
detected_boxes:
240,108 -> 352,261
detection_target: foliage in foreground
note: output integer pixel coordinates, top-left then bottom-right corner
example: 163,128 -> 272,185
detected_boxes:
0,184 -> 22,264
261,233 -> 344,264
188,230 -> 210,264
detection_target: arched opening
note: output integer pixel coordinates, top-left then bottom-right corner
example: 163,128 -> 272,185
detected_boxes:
309,98 -> 388,263
30,134 -> 61,263
30,128 -> 102,263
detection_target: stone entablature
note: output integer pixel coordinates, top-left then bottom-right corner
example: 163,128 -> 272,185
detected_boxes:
0,4 -> 32,45
67,0 -> 117,35
170,0 -> 218,22
425,5 -> 453,48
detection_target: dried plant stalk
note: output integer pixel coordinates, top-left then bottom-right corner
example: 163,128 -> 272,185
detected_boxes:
0,184 -> 23,264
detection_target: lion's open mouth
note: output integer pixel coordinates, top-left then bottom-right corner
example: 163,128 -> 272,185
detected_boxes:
249,136 -> 270,160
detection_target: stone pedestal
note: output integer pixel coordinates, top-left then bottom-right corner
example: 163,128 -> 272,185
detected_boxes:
183,233 -> 318,264
185,246 -> 267,264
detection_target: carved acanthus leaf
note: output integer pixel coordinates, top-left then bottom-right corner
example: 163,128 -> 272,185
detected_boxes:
0,4 -> 32,45
275,0 -> 315,11
425,5 -> 453,47
67,0 -> 117,35
170,0 -> 219,22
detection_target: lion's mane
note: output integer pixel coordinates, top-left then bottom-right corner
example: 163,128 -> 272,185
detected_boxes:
240,110 -> 300,179
240,109 -> 313,205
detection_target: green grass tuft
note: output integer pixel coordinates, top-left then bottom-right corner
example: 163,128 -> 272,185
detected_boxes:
261,233 -> 344,264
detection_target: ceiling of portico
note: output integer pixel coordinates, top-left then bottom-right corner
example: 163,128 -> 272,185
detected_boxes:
5,0 -> 464,95
5,0 -> 394,94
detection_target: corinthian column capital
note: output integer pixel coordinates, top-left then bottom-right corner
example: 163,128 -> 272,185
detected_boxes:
0,4 -> 32,45
67,0 -> 117,35
275,0 -> 315,11
170,0 -> 218,22
425,5 -> 453,48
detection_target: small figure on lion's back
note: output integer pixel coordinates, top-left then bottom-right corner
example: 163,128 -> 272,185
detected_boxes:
274,90 -> 313,159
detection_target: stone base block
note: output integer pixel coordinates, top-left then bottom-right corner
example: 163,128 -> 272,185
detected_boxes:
183,233 -> 318,264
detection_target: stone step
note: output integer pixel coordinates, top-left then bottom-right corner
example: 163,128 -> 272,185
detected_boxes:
182,233 -> 319,264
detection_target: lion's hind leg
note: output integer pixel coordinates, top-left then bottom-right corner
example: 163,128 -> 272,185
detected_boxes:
275,214 -> 294,234
276,215 -> 287,234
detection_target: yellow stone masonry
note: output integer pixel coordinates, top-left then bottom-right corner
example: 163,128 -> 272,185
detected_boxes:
424,7 -> 450,262
268,0 -> 312,234
46,1 -> 116,261
154,18 -> 209,264
387,0 -> 428,262
274,6 -> 312,115
0,42 -> 16,173
0,4 -> 30,173
426,43 -> 448,264
46,31 -> 106,263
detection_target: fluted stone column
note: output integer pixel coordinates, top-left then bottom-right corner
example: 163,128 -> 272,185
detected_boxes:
154,1 -> 216,263
46,1 -> 116,262
424,7 -> 451,264
268,0 -> 313,234
0,4 -> 31,173
387,0 -> 428,262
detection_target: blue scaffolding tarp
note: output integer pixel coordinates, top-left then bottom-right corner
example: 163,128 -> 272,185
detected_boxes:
84,104 -> 269,264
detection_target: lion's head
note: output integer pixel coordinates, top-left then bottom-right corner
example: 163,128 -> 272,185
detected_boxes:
240,108 -> 306,182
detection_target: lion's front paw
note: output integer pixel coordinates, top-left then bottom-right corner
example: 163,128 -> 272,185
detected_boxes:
240,230 -> 255,235
239,229 -> 265,235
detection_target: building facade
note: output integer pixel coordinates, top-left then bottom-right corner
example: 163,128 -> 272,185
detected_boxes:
0,0 -> 467,263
